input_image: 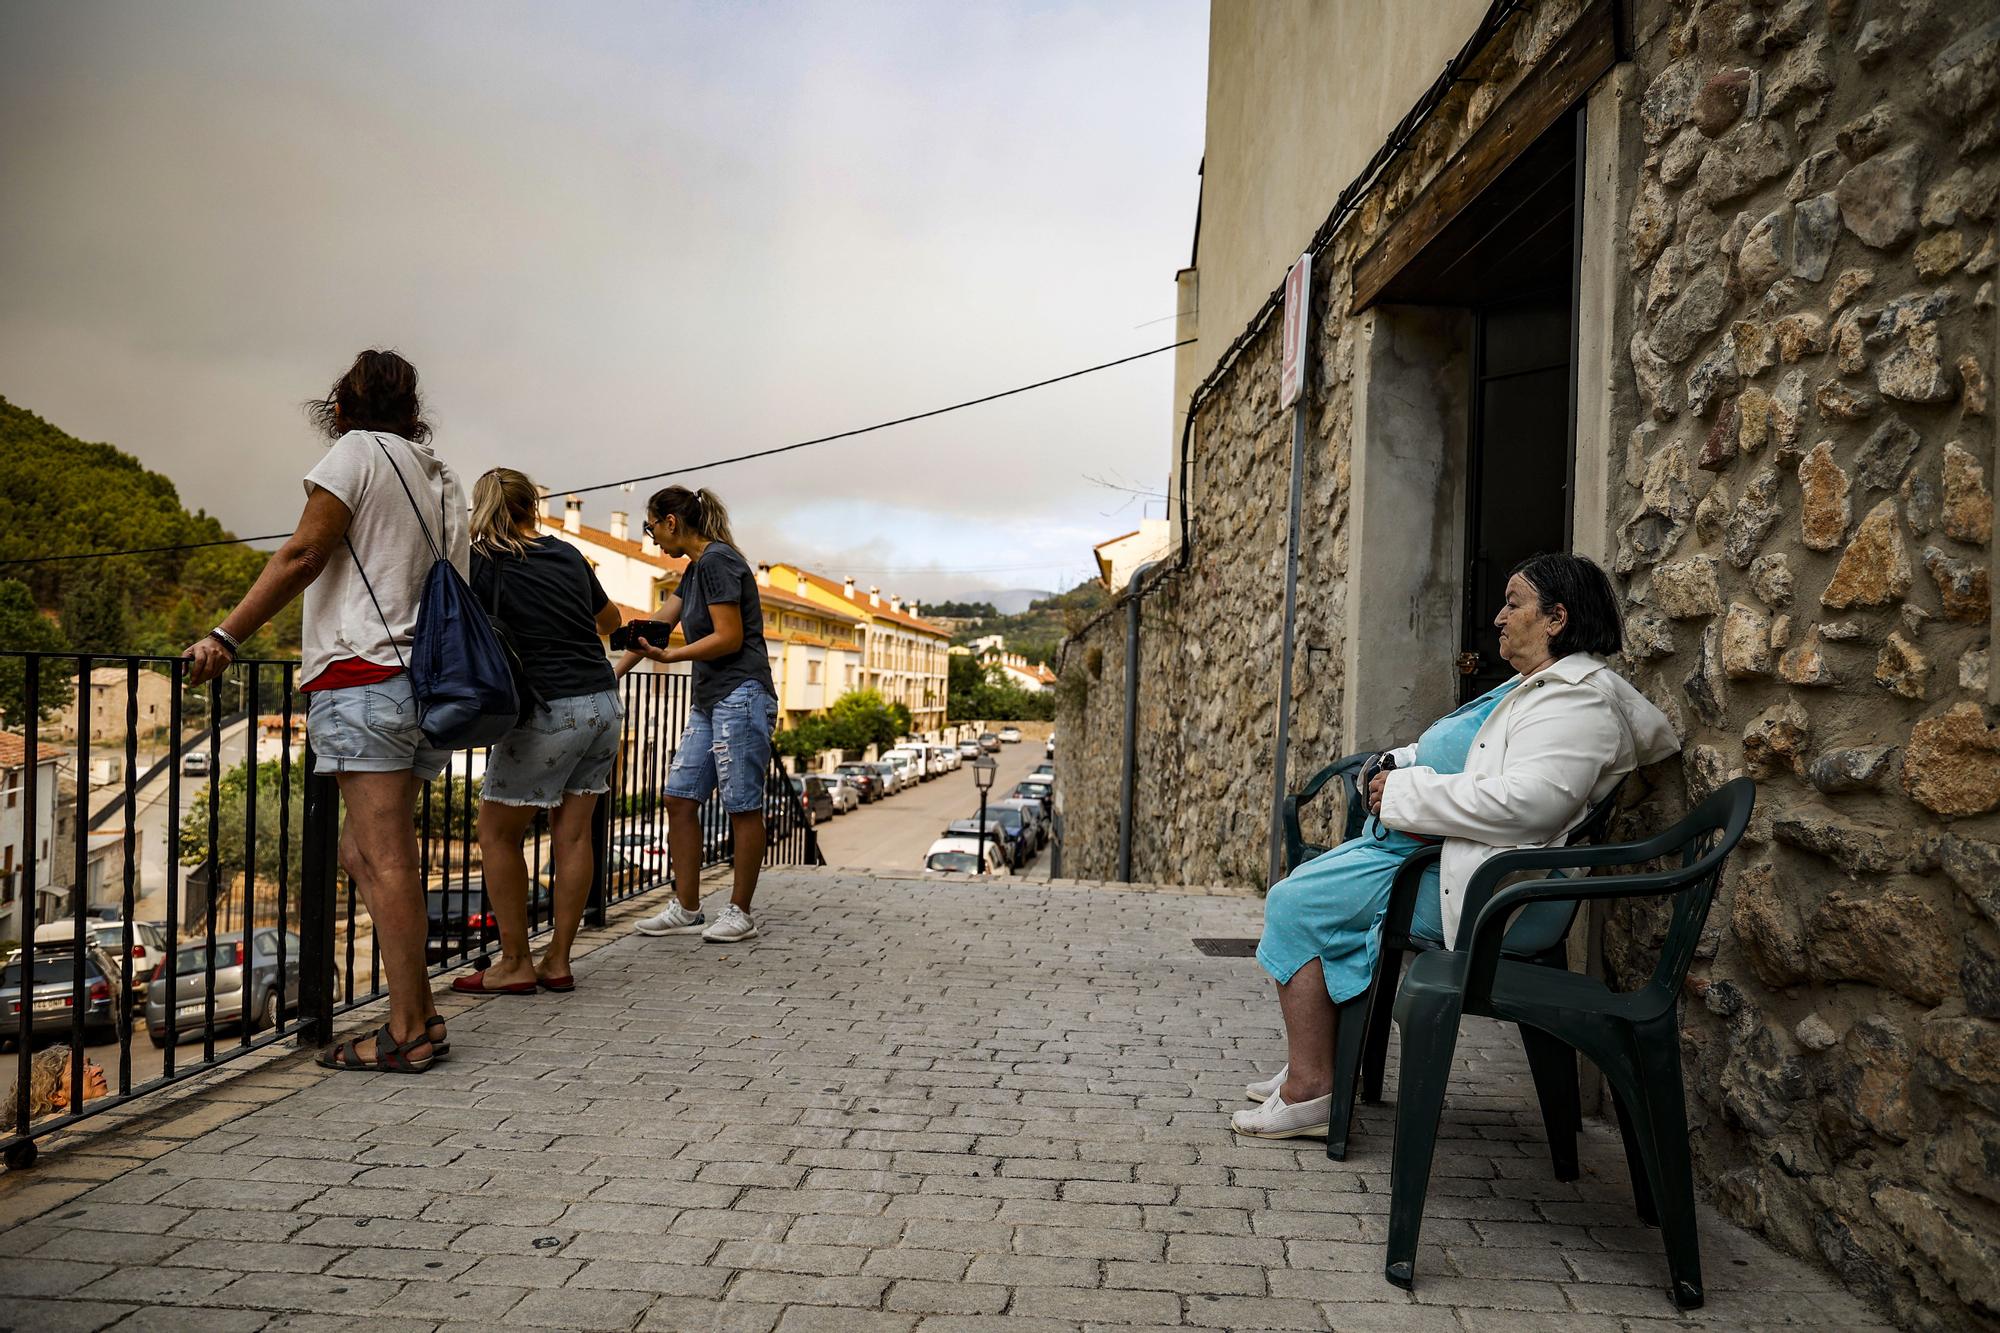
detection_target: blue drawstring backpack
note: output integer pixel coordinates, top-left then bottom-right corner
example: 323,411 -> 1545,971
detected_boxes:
346,436 -> 525,748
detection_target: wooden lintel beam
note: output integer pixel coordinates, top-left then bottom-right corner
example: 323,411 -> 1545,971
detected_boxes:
1351,0 -> 1616,315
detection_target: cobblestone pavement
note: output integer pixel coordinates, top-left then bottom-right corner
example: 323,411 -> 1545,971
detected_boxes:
0,871 -> 1893,1332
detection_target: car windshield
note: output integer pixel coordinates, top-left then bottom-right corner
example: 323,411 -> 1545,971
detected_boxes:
927,852 -> 982,873
1,957 -> 89,987
986,809 -> 1022,831
171,941 -> 240,973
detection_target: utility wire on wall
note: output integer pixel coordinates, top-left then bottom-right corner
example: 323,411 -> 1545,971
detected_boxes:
0,339 -> 1192,571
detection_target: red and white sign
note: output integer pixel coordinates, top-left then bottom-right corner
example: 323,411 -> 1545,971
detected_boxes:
1279,252 -> 1311,409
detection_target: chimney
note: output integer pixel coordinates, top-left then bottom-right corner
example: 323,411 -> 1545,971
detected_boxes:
890,595 -> 902,613
563,496 -> 582,534
609,511 -> 628,541
843,577 -> 856,600
538,486 -> 553,521
756,563 -> 771,588
908,601 -> 920,618
868,586 -> 880,609
796,572 -> 809,598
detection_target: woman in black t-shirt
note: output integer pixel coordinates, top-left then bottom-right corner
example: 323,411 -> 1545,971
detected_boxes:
454,468 -> 624,996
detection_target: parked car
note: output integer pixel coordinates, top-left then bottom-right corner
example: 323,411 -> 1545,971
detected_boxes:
886,746 -> 935,781
994,796 -> 1048,851
999,727 -> 1023,744
428,880 -> 508,961
865,761 -> 903,795
1,929 -> 128,1045
790,775 -> 835,824
834,764 -> 883,802
1009,779 -> 1053,819
977,732 -> 1002,752
74,919 -> 169,988
804,774 -> 852,816
827,776 -> 862,814
921,743 -> 961,773
180,750 -> 211,777
923,837 -> 1007,877
945,818 -> 1020,871
956,740 -> 982,759
1033,763 -> 1055,779
611,830 -> 670,876
143,929 -> 310,1046
879,752 -> 917,787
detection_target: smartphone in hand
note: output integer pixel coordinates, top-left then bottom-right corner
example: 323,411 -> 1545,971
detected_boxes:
610,620 -> 676,652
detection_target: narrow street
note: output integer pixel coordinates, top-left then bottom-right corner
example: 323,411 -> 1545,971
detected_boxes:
810,738 -> 1052,878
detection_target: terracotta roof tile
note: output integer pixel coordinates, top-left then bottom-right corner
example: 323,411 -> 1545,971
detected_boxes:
777,566 -> 949,637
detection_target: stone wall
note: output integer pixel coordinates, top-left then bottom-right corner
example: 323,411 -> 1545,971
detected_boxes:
1058,0 -> 1998,1326
1606,3 -> 1999,1327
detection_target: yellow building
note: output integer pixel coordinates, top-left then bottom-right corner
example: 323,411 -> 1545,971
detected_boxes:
763,564 -> 952,737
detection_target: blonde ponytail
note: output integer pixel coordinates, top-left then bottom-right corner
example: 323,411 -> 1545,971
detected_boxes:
471,468 -> 540,559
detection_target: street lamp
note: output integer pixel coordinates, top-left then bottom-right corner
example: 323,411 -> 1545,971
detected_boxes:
972,756 -> 997,875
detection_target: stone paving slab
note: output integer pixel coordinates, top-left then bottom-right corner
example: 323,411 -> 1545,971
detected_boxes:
0,870 -> 1894,1331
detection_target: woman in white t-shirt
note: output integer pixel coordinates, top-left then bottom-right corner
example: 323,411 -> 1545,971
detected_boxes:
183,349 -> 466,1075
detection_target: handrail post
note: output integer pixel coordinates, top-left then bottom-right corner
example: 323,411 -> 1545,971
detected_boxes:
296,754 -> 339,1049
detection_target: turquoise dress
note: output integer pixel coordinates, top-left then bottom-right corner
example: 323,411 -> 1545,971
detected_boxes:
1258,680 -> 1519,1003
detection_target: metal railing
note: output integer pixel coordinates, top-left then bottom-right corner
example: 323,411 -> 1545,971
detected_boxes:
0,653 -> 816,1168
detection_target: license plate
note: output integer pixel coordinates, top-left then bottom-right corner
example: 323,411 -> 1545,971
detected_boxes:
33,1000 -> 67,1014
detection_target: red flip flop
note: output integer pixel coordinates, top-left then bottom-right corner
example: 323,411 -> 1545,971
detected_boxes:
451,969 -> 537,995
538,974 -> 576,992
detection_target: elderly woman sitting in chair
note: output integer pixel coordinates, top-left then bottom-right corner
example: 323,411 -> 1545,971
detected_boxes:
1236,552 -> 1678,1140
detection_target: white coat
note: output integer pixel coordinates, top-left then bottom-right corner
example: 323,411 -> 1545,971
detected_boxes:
1377,652 -> 1680,946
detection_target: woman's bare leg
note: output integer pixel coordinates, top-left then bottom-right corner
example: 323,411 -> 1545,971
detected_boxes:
541,793 -> 598,979
1277,958 -> 1336,1101
474,801 -> 541,987
336,771 -> 435,1060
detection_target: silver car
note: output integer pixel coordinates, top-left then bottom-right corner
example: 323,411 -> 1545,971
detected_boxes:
143,929 -> 307,1047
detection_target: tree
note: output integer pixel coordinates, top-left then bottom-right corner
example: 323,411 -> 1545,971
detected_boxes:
60,578 -> 131,654
176,758 -> 305,891
947,657 -> 1055,723
0,578 -> 73,730
772,690 -> 905,760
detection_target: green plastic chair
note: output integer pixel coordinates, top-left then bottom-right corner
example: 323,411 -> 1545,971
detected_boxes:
1382,777 -> 1756,1312
1280,751 -> 1372,872
1281,751 -> 1622,1166
1354,777 -> 1627,1180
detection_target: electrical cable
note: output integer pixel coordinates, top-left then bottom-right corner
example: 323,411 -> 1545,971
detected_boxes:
0,339 -> 1191,570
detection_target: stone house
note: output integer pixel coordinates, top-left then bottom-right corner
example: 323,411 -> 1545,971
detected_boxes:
1056,0 -> 1997,1325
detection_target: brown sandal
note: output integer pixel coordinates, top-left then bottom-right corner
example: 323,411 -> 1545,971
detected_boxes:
317,1023 -> 437,1074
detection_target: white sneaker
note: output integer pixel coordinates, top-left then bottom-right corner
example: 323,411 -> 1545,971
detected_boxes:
1231,1089 -> 1331,1139
633,902 -> 705,936
1246,1066 -> 1289,1102
702,904 -> 758,943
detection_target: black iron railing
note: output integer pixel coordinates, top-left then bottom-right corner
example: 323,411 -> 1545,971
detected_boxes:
0,653 -> 816,1168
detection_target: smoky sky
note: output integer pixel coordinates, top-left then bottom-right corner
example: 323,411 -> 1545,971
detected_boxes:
0,1 -> 1205,598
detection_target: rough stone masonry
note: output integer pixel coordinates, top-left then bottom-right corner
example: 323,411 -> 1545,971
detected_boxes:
1056,1 -> 1998,1328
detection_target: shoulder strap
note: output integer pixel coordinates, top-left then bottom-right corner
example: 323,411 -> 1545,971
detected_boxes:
343,537 -> 411,674
371,435 -> 445,564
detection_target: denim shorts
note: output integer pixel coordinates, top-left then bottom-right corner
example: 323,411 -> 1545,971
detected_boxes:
484,689 -> 623,808
666,681 -> 777,815
307,674 -> 451,780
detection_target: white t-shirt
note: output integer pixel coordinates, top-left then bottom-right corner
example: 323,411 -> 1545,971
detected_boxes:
301,431 -> 470,685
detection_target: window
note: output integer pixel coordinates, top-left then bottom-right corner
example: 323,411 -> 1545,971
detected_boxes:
807,661 -> 821,685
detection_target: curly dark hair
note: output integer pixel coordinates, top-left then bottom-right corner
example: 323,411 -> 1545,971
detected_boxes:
307,349 -> 432,443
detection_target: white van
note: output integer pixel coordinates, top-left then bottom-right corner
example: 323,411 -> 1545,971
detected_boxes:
883,747 -> 930,781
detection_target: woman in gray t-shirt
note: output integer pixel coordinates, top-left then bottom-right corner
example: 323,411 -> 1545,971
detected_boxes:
617,485 -> 777,946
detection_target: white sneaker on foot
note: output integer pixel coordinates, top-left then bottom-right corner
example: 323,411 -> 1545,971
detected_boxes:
702,904 -> 757,943
633,902 -> 705,936
1246,1065 -> 1289,1102
1231,1089 -> 1331,1139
